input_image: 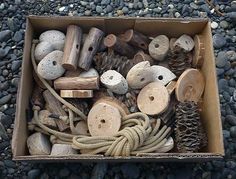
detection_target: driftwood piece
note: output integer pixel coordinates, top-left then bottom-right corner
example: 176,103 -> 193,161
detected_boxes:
43,90 -> 69,131
122,29 -> 150,50
31,85 -> 45,109
54,76 -> 99,90
78,27 -> 104,70
104,34 -> 136,58
62,25 -> 82,70
60,90 -> 93,98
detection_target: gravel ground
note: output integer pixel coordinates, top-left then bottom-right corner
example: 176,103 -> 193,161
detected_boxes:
0,0 -> 236,178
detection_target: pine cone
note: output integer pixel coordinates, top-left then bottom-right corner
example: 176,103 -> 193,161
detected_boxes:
93,51 -> 133,76
175,101 -> 207,153
168,50 -> 192,77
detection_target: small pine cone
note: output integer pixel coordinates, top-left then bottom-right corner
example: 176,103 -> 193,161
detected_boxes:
93,51 -> 133,76
66,99 -> 90,116
175,101 -> 207,153
168,50 -> 192,77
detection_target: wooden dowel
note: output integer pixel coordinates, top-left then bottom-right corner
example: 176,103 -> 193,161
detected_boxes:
78,27 -> 104,70
62,25 -> 82,70
54,76 -> 99,90
104,34 -> 136,58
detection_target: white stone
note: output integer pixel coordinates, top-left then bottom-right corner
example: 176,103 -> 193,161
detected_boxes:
59,6 -> 65,12
126,61 -> 154,89
101,70 -> 128,94
39,30 -> 65,50
27,132 -> 51,155
156,137 -> 174,153
51,144 -> 77,155
37,50 -> 65,80
79,68 -> 99,78
211,21 -> 218,29
151,65 -> 176,85
174,34 -> 195,52
34,41 -> 54,62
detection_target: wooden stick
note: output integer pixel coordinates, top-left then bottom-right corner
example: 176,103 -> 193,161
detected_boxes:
43,90 -> 69,131
60,90 -> 93,98
122,29 -> 150,50
104,34 -> 136,58
54,76 -> 99,90
62,25 -> 82,71
78,27 -> 104,70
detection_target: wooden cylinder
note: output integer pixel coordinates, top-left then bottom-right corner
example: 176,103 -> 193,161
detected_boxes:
104,34 -> 136,58
54,76 -> 99,90
62,25 -> 82,70
78,27 -> 104,70
122,29 -> 150,50
133,51 -> 153,65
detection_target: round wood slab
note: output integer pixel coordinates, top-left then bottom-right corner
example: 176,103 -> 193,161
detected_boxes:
192,35 -> 205,68
175,68 -> 205,103
88,102 -> 121,137
137,82 -> 170,115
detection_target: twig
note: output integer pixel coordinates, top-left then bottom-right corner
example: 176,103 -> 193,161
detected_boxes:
205,0 -> 224,16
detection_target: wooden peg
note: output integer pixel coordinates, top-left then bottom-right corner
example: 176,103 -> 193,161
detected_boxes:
192,34 -> 205,68
104,34 -> 136,58
87,102 -> 121,137
175,68 -> 205,103
62,25 -> 82,71
137,82 -> 170,115
43,90 -> 69,131
78,27 -> 104,70
133,51 -> 154,65
166,81 -> 177,94
60,90 -> 93,98
54,76 -> 99,90
122,29 -> 150,50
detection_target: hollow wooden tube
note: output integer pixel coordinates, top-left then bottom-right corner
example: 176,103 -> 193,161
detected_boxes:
104,34 -> 136,58
62,25 -> 82,70
122,29 -> 150,50
54,76 -> 99,90
78,27 -> 104,70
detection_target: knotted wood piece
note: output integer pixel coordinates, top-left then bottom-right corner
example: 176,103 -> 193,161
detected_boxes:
54,76 -> 99,90
121,29 -> 150,50
60,90 -> 93,98
137,82 -> 170,115
175,68 -> 205,103
104,34 -> 136,58
62,25 -> 82,70
192,34 -> 205,68
43,90 -> 69,131
78,27 -> 104,70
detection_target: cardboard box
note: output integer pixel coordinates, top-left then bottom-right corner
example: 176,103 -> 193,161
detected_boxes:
12,16 -> 224,162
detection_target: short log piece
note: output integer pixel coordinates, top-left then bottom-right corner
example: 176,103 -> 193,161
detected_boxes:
133,51 -> 153,65
54,76 -> 99,90
78,27 -> 104,70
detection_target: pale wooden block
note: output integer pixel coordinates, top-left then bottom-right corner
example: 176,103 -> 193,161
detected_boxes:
60,90 -> 93,98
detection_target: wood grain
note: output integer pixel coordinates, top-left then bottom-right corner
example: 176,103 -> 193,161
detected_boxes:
60,90 -> 93,98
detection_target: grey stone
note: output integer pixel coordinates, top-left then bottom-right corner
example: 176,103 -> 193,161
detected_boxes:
2,69 -> 9,76
216,68 -> 224,76
213,34 -> 226,49
84,10 -> 91,16
122,6 -> 129,14
13,31 -> 23,42
227,12 -> 236,22
190,2 -> 198,9
216,51 -> 228,68
106,5 -> 113,13
11,78 -> 20,88
226,161 -> 236,169
96,6 -> 103,13
230,126 -> 236,138
101,0 -> 110,5
0,94 -> 12,105
11,60 -> 21,72
0,30 -> 11,42
0,81 -> 9,90
223,130 -> 230,139
91,163 -> 108,179
0,122 -> 7,139
80,1 -> 88,6
0,47 -> 10,59
220,20 -> 229,29
121,164 -> 140,179
27,169 -> 41,179
218,79 -> 228,92
0,113 -> 12,127
4,160 -> 16,168
59,168 -> 70,178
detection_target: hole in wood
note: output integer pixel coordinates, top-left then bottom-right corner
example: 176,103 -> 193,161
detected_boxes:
100,119 -> 105,123
155,44 -> 159,48
149,96 -> 154,101
185,41 -> 189,45
109,76 -> 113,80
52,61 -> 57,66
140,78 -> 145,82
76,44 -> 79,49
87,130 -> 89,134
140,43 -> 145,47
158,75 -> 163,80
88,47 -> 93,51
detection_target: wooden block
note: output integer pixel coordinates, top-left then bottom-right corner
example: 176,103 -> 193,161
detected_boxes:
27,132 -> 51,155
62,25 -> 82,70
122,29 -> 150,50
166,81 -> 177,94
149,35 -> 169,61
192,34 -> 205,68
31,85 -> 45,109
88,102 -> 121,137
174,34 -> 195,52
100,70 -> 128,95
54,76 -> 99,90
78,27 -> 104,70
137,82 -> 170,115
43,90 -> 69,131
104,34 -> 136,58
133,51 -> 154,65
60,90 -> 93,98
51,144 -> 77,155
175,68 -> 205,103
151,65 -> 176,85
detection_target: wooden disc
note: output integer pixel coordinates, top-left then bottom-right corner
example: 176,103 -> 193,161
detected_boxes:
137,82 -> 170,115
60,90 -> 93,98
192,35 -> 205,68
175,68 -> 205,103
88,102 -> 121,137
104,34 -> 117,47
